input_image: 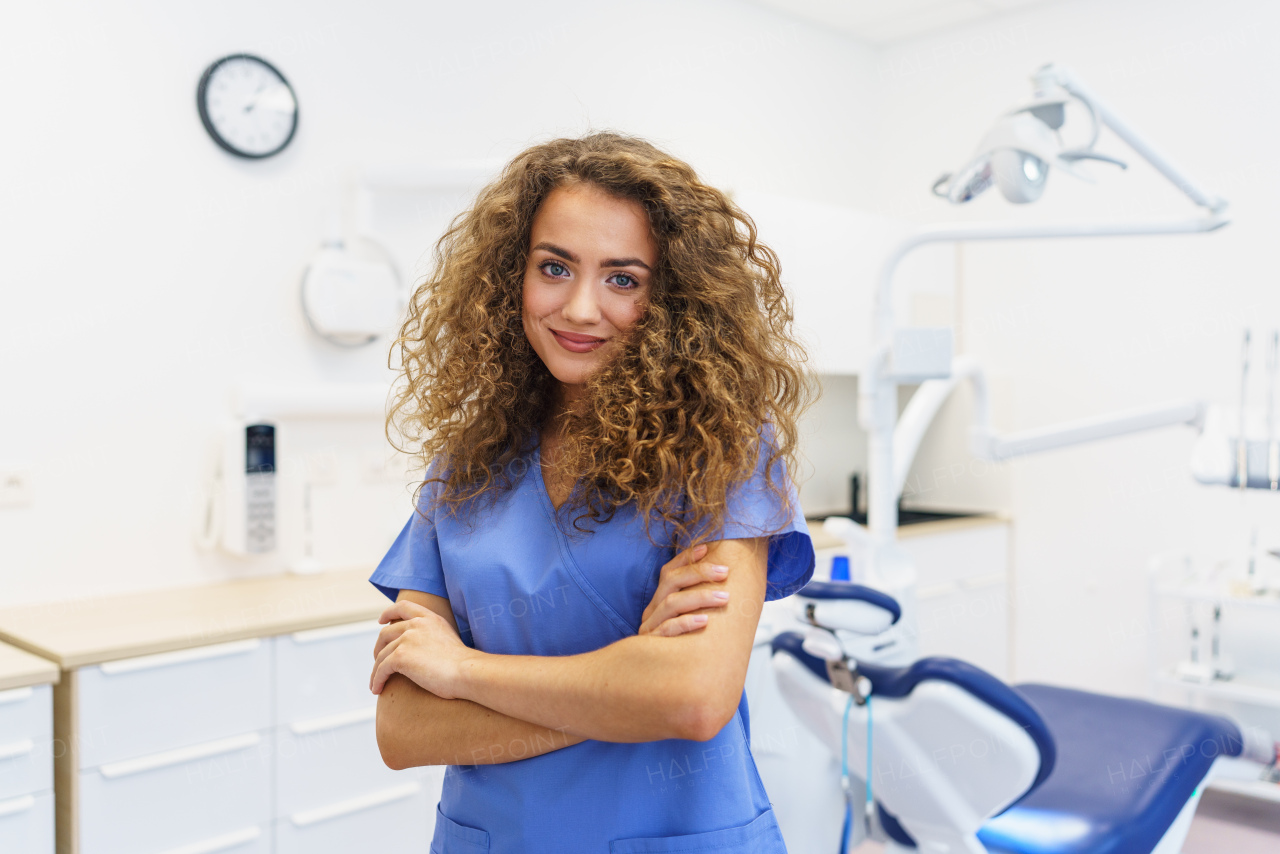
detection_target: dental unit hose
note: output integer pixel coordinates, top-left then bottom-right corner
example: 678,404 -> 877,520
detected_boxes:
839,684 -> 874,854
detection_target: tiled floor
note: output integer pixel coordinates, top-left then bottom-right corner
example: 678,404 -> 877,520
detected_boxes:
1183,789 -> 1280,853
846,788 -> 1280,853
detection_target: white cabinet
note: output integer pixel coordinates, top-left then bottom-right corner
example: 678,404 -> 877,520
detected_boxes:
77,639 -> 271,769
0,789 -> 54,853
0,642 -> 58,854
274,782 -> 432,854
0,570 -> 431,854
273,620 -> 444,847
65,621 -> 442,854
0,685 -> 52,801
274,622 -> 381,723
900,520 -> 1011,680
79,732 -> 273,854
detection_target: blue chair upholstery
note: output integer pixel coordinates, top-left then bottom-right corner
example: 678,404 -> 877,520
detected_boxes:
977,684 -> 1243,854
795,580 -> 904,624
770,634 -> 1245,854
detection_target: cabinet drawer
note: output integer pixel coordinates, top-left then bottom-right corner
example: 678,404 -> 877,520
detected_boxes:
78,639 -> 272,769
274,780 -> 430,854
900,523 -> 1009,587
79,731 -> 272,854
275,621 -> 380,725
0,789 -> 53,854
276,712 -> 425,815
0,685 -> 53,801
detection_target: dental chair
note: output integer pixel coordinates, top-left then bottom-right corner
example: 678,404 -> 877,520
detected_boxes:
770,581 -> 1279,854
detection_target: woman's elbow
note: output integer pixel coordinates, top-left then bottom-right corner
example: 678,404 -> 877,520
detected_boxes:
670,683 -> 739,742
375,677 -> 418,770
375,709 -> 410,770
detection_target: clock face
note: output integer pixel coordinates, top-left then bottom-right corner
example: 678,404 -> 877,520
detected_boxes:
197,54 -> 298,159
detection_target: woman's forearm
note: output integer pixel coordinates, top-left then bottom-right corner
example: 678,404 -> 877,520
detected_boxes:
376,674 -> 586,769
456,632 -> 737,744
451,539 -> 769,744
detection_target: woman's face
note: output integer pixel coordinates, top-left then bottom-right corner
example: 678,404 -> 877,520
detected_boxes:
522,182 -> 657,406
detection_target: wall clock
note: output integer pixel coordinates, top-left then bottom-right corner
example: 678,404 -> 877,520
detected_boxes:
197,54 -> 298,158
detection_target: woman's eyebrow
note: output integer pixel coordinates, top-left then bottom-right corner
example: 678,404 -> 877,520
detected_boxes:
532,242 -> 651,272
602,256 -> 651,271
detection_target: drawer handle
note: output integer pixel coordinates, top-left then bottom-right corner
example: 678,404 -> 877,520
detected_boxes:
156,825 -> 261,854
290,705 -> 376,735
0,738 -> 35,761
99,639 -> 261,675
291,620 -> 380,644
289,781 -> 421,828
0,794 -> 35,818
99,732 -> 262,779
0,686 -> 34,706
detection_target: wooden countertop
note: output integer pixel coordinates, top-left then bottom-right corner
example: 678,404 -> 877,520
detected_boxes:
806,513 -> 1010,550
0,569 -> 387,670
0,641 -> 59,692
0,517 -> 1010,670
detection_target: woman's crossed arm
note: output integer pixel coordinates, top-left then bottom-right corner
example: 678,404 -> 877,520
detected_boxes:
373,539 -> 762,769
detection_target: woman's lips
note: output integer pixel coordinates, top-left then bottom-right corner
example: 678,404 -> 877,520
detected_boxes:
551,329 -> 605,352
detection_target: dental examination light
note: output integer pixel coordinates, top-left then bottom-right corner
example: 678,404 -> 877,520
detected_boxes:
934,68 -> 1130,205
854,63 -> 1229,639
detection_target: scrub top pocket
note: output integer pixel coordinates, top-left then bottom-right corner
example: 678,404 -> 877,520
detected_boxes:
607,807 -> 786,853
430,804 -> 490,854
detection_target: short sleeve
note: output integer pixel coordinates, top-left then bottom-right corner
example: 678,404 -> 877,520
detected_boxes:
702,422 -> 815,601
368,461 -> 449,603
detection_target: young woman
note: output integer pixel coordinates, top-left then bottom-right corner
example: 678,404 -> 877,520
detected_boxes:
368,132 -> 816,853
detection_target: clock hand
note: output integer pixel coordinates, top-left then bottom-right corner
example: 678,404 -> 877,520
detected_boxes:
243,84 -> 293,115
243,83 -> 268,113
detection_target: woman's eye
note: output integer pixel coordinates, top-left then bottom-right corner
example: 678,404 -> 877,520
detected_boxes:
608,273 -> 639,289
540,261 -> 569,278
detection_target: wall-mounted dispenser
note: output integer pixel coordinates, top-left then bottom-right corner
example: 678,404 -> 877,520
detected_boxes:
299,211 -> 404,347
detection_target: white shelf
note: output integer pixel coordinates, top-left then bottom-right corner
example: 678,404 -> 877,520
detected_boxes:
1151,583 -> 1280,611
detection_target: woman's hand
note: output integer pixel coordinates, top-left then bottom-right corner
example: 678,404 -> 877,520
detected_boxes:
638,542 -> 732,636
370,599 -> 477,699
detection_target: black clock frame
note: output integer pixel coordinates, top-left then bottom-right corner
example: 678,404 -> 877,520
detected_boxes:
196,53 -> 299,159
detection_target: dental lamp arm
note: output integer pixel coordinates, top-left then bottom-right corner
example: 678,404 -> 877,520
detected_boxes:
892,355 -> 1204,497
864,63 -> 1229,542
1036,63 -> 1227,214
971,399 -> 1206,462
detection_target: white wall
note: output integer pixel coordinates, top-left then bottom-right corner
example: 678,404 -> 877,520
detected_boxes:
7,0 -> 1271,703
870,0 -> 1280,694
0,0 -> 880,607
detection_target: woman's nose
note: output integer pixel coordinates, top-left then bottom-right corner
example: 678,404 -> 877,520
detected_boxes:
562,279 -> 601,325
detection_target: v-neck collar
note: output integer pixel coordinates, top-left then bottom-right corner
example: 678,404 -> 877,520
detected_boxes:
531,441 -> 580,519
531,443 -> 558,517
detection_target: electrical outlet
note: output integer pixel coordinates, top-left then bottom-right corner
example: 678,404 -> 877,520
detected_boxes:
0,467 -> 33,507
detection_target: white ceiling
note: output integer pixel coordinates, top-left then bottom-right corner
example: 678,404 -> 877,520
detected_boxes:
745,0 -> 1063,44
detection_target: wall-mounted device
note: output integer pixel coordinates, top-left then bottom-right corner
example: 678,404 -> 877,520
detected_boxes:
194,385 -> 411,573
300,235 -> 403,347
221,422 -> 278,555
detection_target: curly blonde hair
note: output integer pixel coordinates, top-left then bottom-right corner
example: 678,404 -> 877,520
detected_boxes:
387,131 -> 817,551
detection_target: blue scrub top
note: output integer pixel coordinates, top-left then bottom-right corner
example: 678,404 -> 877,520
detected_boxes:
369,424 -> 814,854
